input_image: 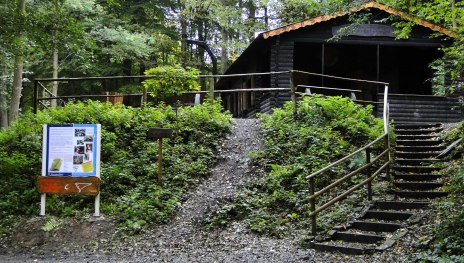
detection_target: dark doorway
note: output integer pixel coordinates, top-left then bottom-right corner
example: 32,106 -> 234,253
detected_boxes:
294,42 -> 324,87
379,45 -> 442,95
323,44 -> 377,95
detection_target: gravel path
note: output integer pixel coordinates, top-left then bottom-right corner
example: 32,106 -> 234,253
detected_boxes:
0,118 -> 417,262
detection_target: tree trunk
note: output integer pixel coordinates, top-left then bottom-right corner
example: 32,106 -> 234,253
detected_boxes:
51,47 -> 59,107
220,27 -> 228,74
247,0 -> 256,41
264,6 -> 268,29
179,0 -> 188,66
0,55 -> 8,129
9,53 -> 23,124
452,0 -> 457,30
9,0 -> 26,125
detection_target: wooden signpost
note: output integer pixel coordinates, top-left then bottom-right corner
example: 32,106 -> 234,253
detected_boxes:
147,128 -> 173,183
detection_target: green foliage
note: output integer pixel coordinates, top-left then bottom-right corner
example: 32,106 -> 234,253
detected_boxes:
41,217 -> 64,232
208,96 -> 384,236
380,0 -> 464,91
0,100 -> 231,234
415,122 -> 464,262
143,66 -> 200,102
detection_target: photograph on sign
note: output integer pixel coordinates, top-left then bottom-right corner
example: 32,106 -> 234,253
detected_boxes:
44,124 -> 100,177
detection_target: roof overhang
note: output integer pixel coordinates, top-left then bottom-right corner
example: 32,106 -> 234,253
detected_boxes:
262,1 -> 455,39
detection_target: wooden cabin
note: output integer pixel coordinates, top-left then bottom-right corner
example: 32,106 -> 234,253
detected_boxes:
217,2 -> 461,122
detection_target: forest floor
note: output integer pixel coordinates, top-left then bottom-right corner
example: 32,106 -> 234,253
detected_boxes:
0,119 -> 430,262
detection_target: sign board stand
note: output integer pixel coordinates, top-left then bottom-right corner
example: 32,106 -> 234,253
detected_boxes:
147,128 -> 173,183
39,124 -> 101,217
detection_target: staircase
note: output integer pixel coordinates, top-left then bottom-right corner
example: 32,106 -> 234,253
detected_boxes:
378,94 -> 463,123
310,123 -> 448,254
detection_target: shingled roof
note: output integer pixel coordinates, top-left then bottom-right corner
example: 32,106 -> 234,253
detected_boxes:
262,1 -> 455,39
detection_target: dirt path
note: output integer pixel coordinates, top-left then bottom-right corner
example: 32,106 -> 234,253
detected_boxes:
97,118 -> 318,262
0,118 -> 416,262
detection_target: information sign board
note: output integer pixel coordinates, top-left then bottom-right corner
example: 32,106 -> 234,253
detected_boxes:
42,124 -> 100,177
40,124 -> 101,216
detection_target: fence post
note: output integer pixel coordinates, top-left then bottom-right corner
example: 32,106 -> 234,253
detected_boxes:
290,71 -> 297,116
309,176 -> 316,236
142,87 -> 148,107
366,147 -> 372,201
33,80 -> 38,114
209,77 -> 215,100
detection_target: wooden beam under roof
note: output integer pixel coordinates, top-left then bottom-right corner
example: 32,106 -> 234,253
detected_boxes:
262,1 -> 455,39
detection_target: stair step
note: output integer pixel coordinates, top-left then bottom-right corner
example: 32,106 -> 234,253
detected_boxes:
332,231 -> 385,244
394,190 -> 448,199
392,166 -> 441,173
388,104 -> 460,110
390,117 -> 462,124
390,109 -> 461,117
350,221 -> 402,232
310,241 -> 374,255
363,210 -> 413,221
393,173 -> 444,181
394,159 -> 440,166
394,123 -> 442,130
396,140 -> 443,146
395,146 -> 445,152
394,181 -> 444,190
395,151 -> 440,159
388,112 -> 462,119
396,135 -> 439,140
395,128 -> 443,135
374,200 -> 429,210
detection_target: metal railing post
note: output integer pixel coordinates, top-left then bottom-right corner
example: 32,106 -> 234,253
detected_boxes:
385,133 -> 391,181
309,176 -> 316,236
383,84 -> 391,181
366,147 -> 372,201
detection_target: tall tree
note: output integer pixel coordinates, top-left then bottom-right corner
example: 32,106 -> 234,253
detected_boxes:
9,0 -> 26,125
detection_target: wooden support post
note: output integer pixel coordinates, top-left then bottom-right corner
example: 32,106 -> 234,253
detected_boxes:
33,80 -> 38,114
142,87 -> 148,106
209,77 -> 214,100
158,138 -> 163,184
147,128 -> 172,184
290,71 -> 297,117
309,177 -> 316,236
366,147 -> 372,201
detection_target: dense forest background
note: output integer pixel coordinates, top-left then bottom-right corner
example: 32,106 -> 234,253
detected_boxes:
1,0 -> 463,128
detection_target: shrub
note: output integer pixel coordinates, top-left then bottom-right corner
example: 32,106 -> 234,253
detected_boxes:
143,65 -> 200,102
0,100 -> 231,234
